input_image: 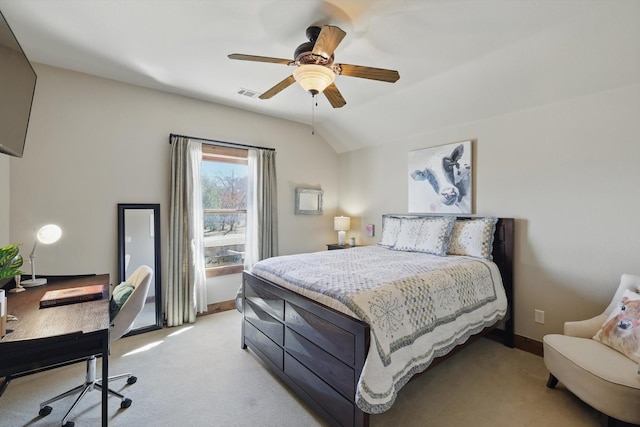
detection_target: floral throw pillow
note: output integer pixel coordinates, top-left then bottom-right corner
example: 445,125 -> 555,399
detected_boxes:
593,289 -> 640,363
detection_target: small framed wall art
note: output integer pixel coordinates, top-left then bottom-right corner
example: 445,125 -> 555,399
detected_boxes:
365,224 -> 375,237
294,188 -> 323,215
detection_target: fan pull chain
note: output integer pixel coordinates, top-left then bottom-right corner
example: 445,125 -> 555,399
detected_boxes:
311,94 -> 316,135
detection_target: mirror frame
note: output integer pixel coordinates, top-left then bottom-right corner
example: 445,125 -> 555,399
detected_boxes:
295,188 -> 323,215
117,203 -> 162,335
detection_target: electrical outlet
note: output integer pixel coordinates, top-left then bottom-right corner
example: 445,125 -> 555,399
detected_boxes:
534,309 -> 545,324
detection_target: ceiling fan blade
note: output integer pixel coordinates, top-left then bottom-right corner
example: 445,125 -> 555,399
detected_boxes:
259,75 -> 296,99
228,53 -> 292,65
323,83 -> 346,108
337,63 -> 400,83
312,25 -> 346,59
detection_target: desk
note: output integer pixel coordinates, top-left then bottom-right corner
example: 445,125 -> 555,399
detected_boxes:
0,274 -> 110,426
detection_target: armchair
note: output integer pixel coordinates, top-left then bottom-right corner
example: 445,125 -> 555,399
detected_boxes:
543,273 -> 640,426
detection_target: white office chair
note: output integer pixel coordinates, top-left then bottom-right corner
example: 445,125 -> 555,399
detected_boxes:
38,265 -> 153,427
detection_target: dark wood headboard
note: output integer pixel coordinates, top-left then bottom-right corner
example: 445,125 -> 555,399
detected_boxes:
491,217 -> 514,347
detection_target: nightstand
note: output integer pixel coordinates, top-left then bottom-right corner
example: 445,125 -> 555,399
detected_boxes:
327,243 -> 357,250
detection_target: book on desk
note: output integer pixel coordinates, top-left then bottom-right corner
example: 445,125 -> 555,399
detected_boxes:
39,284 -> 107,308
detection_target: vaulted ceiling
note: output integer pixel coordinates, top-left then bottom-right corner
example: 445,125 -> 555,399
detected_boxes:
0,0 -> 637,153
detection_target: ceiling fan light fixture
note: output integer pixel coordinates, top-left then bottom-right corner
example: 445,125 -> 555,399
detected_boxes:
293,64 -> 335,95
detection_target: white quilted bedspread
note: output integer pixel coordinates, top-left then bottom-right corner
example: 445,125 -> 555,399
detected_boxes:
251,245 -> 507,414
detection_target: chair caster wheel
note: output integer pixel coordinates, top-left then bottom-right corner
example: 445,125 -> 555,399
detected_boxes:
127,376 -> 137,385
121,398 -> 132,409
63,422 -> 75,427
38,406 -> 52,417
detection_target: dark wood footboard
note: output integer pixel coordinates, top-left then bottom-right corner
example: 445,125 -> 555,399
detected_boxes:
242,217 -> 514,427
242,271 -> 370,427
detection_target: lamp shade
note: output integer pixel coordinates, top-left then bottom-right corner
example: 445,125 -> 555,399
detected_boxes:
293,64 -> 336,95
21,224 -> 62,288
37,224 -> 62,245
334,216 -> 351,231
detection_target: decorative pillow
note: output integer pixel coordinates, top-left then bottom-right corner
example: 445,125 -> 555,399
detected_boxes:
109,282 -> 135,320
378,216 -> 402,247
593,289 -> 640,363
447,217 -> 498,260
392,216 -> 456,256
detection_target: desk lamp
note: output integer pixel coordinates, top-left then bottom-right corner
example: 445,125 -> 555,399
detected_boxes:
334,216 -> 351,246
21,224 -> 62,288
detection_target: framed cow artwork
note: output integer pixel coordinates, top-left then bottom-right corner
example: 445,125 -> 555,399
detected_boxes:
408,140 -> 473,214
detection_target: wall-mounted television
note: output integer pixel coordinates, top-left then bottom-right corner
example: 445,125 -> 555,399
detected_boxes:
0,10 -> 37,158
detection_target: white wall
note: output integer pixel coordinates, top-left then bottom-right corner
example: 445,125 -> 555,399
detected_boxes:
0,155 -> 9,245
338,84 -> 640,342
9,64 -> 339,304
10,64 -> 639,341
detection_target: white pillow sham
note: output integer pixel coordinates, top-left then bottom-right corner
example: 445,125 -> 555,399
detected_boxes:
392,216 -> 456,256
447,217 -> 498,260
378,216 -> 402,247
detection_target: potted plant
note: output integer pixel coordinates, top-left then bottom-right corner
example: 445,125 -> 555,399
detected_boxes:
0,243 -> 24,288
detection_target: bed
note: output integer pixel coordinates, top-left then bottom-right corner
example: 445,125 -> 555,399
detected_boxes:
241,215 -> 514,427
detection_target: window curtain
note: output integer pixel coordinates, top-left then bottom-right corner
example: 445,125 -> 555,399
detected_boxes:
244,148 -> 278,269
167,135 -> 207,326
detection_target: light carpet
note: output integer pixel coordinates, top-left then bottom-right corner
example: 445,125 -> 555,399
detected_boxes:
0,310 -> 619,426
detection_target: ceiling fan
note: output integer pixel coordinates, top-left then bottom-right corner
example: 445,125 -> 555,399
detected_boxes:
228,25 -> 400,108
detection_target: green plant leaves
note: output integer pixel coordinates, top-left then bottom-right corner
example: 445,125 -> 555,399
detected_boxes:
0,243 -> 24,279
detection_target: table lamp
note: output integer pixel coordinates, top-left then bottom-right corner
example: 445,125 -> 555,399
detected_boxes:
21,224 -> 62,288
334,216 -> 351,246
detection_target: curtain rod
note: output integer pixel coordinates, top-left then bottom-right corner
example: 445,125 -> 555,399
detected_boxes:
169,133 -> 275,152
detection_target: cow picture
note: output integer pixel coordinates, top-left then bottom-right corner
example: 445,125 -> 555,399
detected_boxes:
594,291 -> 640,363
408,141 -> 472,214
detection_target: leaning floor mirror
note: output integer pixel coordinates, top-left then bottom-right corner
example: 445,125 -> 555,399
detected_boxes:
117,203 -> 162,335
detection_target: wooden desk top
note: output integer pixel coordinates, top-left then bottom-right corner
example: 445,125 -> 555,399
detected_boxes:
2,274 -> 110,343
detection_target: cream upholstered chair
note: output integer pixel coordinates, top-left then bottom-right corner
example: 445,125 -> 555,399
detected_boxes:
38,265 -> 153,427
543,273 -> 640,426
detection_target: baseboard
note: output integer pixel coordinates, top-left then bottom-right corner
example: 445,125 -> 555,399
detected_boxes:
197,299 -> 236,317
514,335 -> 543,357
486,328 -> 543,357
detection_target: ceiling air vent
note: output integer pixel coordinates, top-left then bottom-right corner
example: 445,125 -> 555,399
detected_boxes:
237,88 -> 260,98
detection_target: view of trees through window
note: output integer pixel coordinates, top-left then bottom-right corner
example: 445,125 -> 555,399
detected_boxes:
201,152 -> 247,270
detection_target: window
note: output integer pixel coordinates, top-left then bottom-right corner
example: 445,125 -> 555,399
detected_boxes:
201,145 -> 248,277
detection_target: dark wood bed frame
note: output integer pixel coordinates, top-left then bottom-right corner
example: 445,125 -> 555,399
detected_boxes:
241,217 -> 514,427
